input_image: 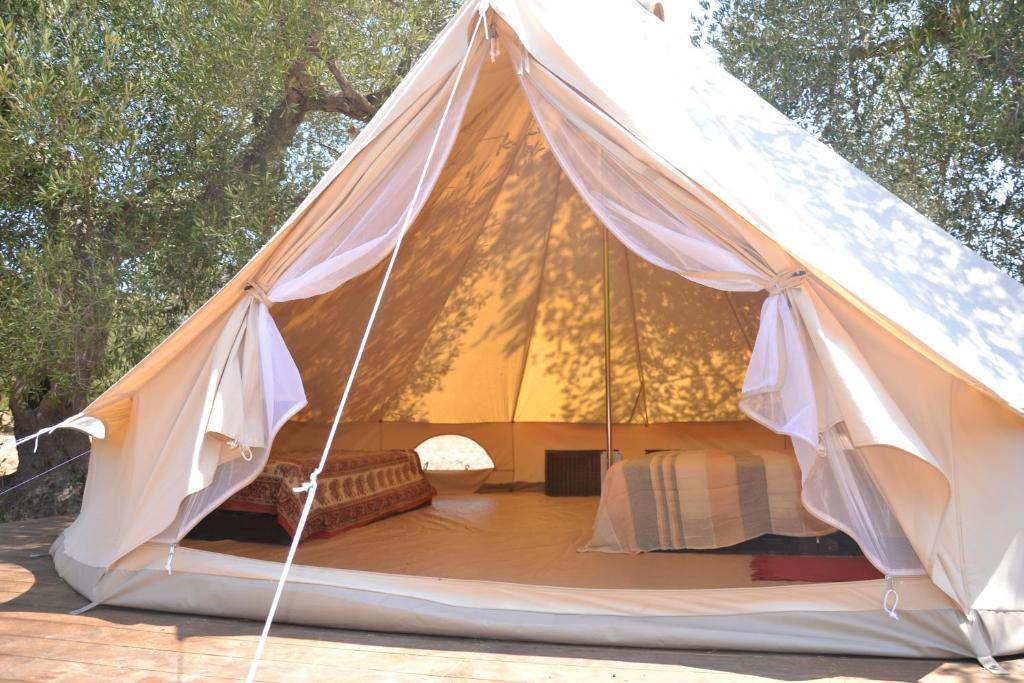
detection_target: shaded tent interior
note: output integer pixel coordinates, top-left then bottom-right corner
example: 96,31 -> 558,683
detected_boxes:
272,49 -> 771,474
183,50 -> 869,588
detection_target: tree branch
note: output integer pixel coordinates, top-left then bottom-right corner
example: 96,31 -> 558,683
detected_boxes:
321,58 -> 378,121
241,56 -> 316,172
846,32 -> 909,61
241,33 -> 380,173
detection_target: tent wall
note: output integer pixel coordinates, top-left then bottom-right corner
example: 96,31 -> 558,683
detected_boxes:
806,281 -> 1024,611
268,59 -> 765,429
493,0 -> 1024,414
951,382 -> 1024,612
273,419 -> 787,484
58,0 -> 488,570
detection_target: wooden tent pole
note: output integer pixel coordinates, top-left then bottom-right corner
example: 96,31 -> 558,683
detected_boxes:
602,226 -> 614,477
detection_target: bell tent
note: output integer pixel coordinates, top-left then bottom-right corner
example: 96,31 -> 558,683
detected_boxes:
42,0 -> 1024,664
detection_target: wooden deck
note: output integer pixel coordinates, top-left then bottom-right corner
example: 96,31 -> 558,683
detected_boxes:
1,517 -> 1020,682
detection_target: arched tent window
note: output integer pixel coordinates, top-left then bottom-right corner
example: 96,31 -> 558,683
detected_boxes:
415,435 -> 494,495
415,434 -> 494,470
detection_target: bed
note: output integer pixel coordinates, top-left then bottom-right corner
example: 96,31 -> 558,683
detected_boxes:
583,449 -> 834,553
220,449 -> 435,541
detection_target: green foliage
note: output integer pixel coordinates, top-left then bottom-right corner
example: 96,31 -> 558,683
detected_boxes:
0,0 -> 458,411
696,0 -> 1024,281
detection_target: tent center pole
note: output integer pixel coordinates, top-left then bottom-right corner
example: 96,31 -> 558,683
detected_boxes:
603,225 -> 613,476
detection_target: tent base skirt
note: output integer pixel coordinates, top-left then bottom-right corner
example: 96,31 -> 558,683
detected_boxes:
51,531 -> 1024,658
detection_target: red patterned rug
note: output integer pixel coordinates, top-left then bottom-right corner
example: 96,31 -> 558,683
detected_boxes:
751,555 -> 884,582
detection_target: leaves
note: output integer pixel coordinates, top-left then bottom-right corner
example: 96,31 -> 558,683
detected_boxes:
0,0 -> 459,410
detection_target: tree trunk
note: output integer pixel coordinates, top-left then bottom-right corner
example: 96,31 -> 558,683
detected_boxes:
2,383 -> 90,520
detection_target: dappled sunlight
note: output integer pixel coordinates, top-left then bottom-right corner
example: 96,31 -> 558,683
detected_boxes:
631,256 -> 763,423
672,65 -> 1024,406
274,51 -> 765,430
384,118 -> 556,422
272,52 -> 530,424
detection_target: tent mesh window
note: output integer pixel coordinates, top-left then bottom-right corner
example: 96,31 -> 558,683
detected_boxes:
544,450 -> 602,496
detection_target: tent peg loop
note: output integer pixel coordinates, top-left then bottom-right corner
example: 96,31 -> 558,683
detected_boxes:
69,601 -> 99,616
226,439 -> 254,462
978,655 -> 1009,676
883,576 -> 900,620
165,542 -> 176,575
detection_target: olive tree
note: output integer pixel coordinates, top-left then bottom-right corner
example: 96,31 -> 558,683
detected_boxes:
0,0 -> 458,516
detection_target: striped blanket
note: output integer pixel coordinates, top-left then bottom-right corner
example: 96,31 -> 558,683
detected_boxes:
583,449 -> 834,553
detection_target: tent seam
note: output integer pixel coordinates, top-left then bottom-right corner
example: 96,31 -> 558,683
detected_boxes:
622,247 -> 650,425
947,376 -> 971,611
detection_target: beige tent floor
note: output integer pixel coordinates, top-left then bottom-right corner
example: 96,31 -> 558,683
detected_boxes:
10,518 -> 1023,682
183,491 -> 788,589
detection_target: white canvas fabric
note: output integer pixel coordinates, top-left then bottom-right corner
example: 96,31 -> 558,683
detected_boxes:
516,58 -> 925,576
47,0 -> 1024,659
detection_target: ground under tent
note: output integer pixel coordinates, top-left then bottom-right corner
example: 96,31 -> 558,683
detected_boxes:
48,0 -> 1024,666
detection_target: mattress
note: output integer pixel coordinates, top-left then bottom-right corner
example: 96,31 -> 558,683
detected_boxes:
584,449 -> 835,553
220,449 -> 435,541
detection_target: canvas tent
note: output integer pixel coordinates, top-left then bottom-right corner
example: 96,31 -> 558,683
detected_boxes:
45,0 -> 1024,662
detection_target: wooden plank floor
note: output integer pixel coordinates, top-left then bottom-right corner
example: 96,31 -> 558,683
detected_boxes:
1,517 -> 1021,682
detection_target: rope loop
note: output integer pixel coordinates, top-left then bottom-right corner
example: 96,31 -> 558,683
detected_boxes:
226,439 -> 254,462
165,542 -> 177,575
13,420 -> 70,451
883,576 -> 900,620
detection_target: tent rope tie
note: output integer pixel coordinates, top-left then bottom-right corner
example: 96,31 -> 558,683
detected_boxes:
244,282 -> 273,307
477,0 -> 491,31
764,269 -> 806,295
13,419 -> 74,452
292,466 -> 320,494
883,576 -> 900,620
226,439 -> 254,462
477,0 -> 500,62
165,542 -> 176,575
0,448 -> 90,499
243,15 -> 484,683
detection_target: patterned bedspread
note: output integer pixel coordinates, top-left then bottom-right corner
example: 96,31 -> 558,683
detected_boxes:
583,449 -> 834,553
222,449 -> 435,541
